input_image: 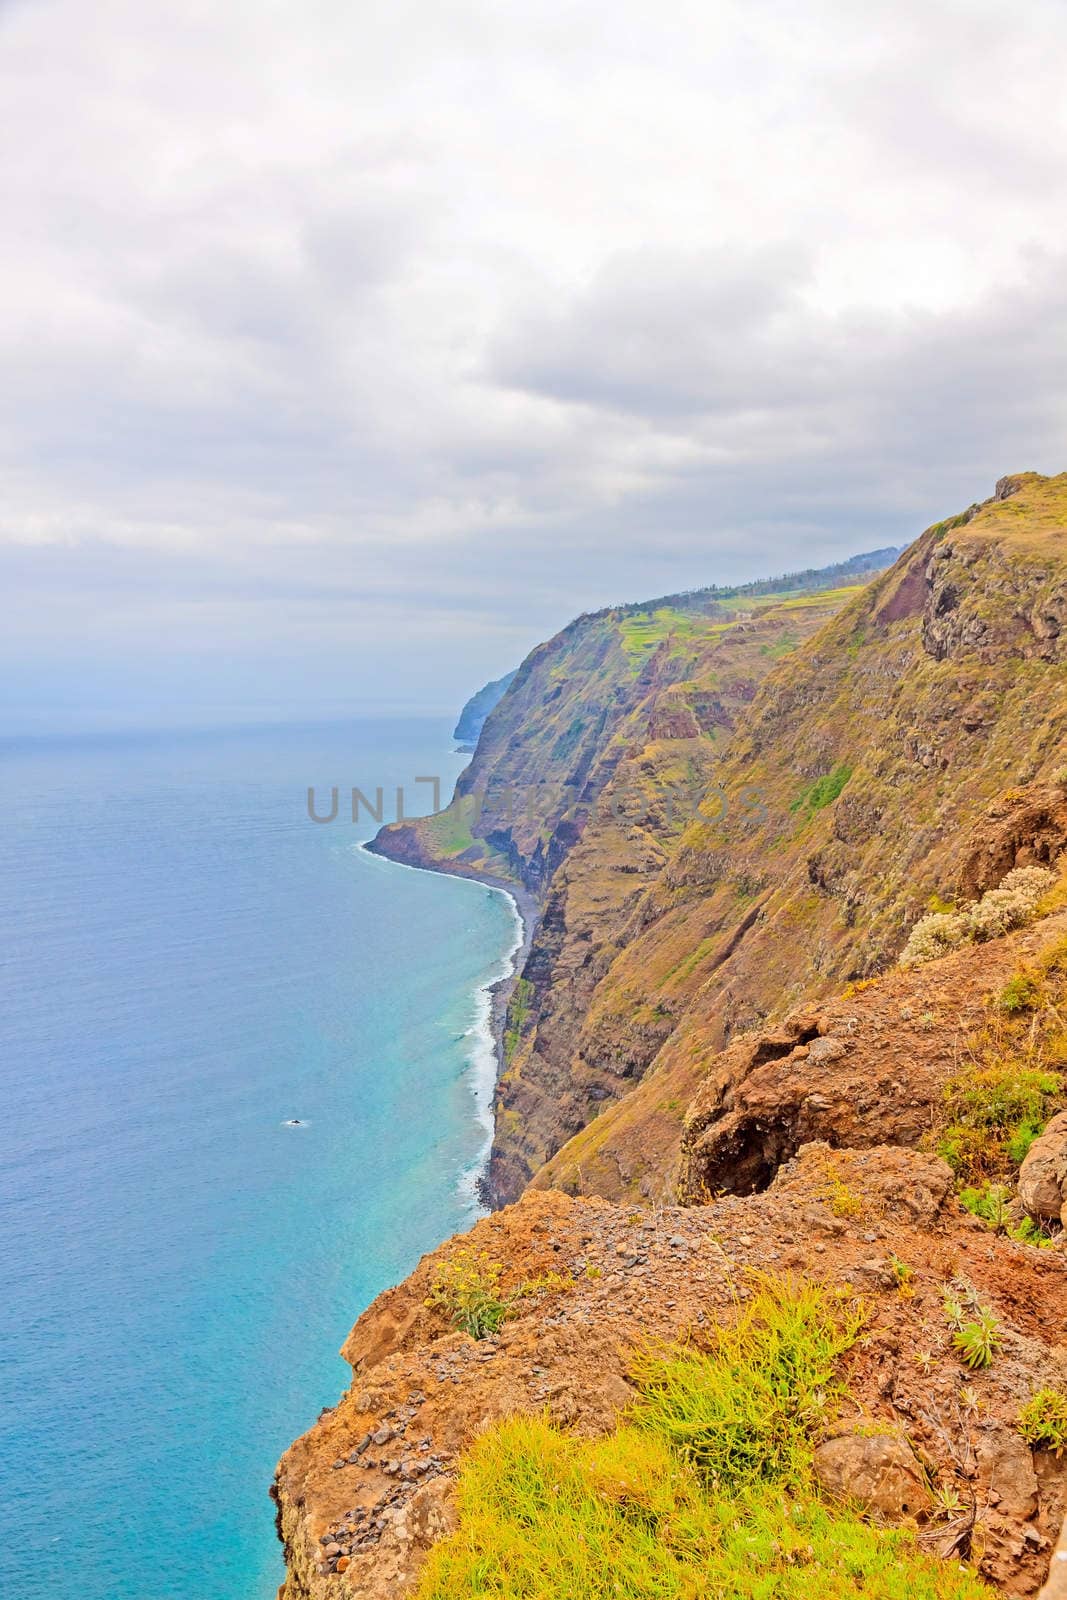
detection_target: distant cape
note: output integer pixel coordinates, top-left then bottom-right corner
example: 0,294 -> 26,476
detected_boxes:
453,669 -> 517,748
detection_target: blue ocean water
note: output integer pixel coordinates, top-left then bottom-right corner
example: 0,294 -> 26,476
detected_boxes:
0,719 -> 519,1600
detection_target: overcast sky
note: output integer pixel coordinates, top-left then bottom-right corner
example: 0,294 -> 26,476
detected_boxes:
2,0 -> 1066,730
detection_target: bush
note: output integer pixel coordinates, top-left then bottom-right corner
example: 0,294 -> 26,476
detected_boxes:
1018,1388 -> 1067,1453
900,867 -> 1056,968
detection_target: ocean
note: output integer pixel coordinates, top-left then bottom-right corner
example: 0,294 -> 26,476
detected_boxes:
0,718 -> 520,1600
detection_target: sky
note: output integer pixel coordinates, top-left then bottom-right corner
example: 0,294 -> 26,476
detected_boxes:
1,0 -> 1066,730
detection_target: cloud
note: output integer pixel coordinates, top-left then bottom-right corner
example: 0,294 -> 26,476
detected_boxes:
0,0 -> 1065,726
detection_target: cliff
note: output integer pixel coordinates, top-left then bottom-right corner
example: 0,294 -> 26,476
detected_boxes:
452,670 -> 517,750
370,548 -> 900,1199
279,472 -> 1067,1599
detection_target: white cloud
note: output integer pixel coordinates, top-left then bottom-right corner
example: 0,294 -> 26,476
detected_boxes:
1,0 -> 1065,724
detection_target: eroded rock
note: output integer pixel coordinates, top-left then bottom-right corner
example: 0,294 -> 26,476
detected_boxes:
813,1432 -> 930,1519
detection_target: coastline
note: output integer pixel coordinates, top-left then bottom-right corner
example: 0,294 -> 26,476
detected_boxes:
358,832 -> 538,1207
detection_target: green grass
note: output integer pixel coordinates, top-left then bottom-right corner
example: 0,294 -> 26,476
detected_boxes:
422,802 -> 476,858
416,1277 -> 993,1600
790,763 -> 854,817
618,608 -> 710,659
628,1275 -> 865,1489
503,977 -> 534,1064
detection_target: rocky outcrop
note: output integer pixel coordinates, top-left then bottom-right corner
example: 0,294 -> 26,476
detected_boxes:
277,1148 -> 1067,1598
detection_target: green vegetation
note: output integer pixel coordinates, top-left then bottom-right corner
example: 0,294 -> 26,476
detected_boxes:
1017,1388 -> 1067,1454
959,1183 -> 1055,1247
426,1249 -> 571,1340
790,763 -> 853,817
952,1313 -> 1001,1371
943,1285 -> 1001,1371
760,627 -> 799,660
998,970 -> 1042,1013
416,1277 -> 993,1600
618,607 -> 708,660
934,943 -> 1066,1185
422,801 -> 476,859
628,1276 -> 864,1489
938,1053 -> 1062,1181
900,866 -> 1057,968
889,1255 -> 916,1296
425,1249 -> 515,1339
939,1060 -> 1061,1182
504,977 -> 534,1063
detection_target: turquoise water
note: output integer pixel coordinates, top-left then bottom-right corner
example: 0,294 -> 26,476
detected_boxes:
0,719 -> 519,1599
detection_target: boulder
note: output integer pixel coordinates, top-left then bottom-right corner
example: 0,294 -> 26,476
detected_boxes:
1019,1111 -> 1067,1226
976,1426 -> 1039,1519
813,1432 -> 930,1519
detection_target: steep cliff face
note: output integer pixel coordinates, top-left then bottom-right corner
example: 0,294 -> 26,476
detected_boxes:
371,554 -> 898,1199
526,473 -> 1067,1203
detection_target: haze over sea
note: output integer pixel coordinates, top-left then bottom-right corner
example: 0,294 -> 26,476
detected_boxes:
0,717 -> 519,1600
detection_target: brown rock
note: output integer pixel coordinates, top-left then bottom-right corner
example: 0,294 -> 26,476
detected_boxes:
977,1427 -> 1040,1519
1019,1111 -> 1067,1225
813,1432 -> 930,1519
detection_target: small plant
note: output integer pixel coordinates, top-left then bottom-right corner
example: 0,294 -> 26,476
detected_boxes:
998,970 -> 1041,1013
959,1182 -> 1012,1230
932,1481 -> 966,1519
943,1280 -> 1001,1370
1017,1388 -> 1067,1454
426,1249 -> 514,1339
1009,1214 -> 1056,1248
953,1311 -> 1001,1371
816,1156 -> 864,1220
1051,765 -> 1067,790
889,1255 -> 915,1296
